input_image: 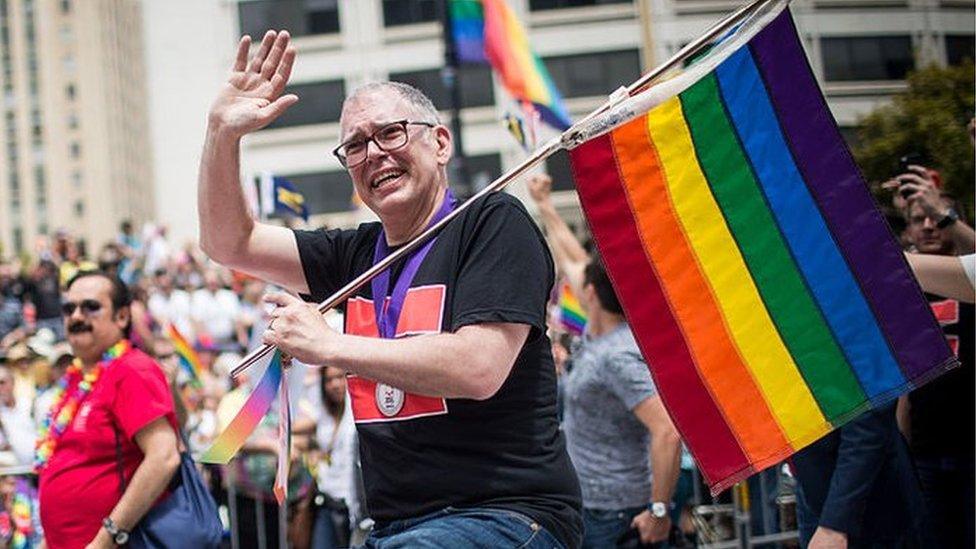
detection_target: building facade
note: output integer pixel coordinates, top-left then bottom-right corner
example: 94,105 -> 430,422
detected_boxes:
0,0 -> 154,257
227,0 -> 972,234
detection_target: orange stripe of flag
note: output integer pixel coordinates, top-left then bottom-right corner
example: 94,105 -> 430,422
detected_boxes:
610,115 -> 791,464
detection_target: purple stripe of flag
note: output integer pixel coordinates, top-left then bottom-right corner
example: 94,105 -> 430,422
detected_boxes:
750,11 -> 955,381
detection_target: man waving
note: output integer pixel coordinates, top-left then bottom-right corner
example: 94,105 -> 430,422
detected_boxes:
198,31 -> 582,548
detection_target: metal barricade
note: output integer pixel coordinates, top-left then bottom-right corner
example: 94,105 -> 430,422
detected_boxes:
692,466 -> 800,548
214,460 -> 290,549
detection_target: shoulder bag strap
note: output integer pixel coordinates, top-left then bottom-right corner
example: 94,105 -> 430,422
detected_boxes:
114,425 -> 126,495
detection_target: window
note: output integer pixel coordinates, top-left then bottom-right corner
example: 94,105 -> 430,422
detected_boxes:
272,171 -> 354,215
71,170 -> 82,187
529,0 -> 631,10
389,67 -> 494,110
10,186 -> 20,213
544,49 -> 641,99
382,0 -> 438,27
945,35 -> 975,66
74,200 -> 84,217
265,79 -> 345,129
306,0 -> 340,34
65,83 -> 75,100
70,141 -> 80,158
821,36 -> 914,81
238,0 -> 340,39
60,0 -> 70,14
544,149 -> 577,192
458,153 -> 502,191
12,227 -> 21,253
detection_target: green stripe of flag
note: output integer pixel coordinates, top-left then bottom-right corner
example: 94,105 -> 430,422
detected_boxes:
678,74 -> 867,422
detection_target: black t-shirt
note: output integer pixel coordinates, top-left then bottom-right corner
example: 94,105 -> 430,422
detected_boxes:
294,191 -> 582,548
908,295 -> 974,458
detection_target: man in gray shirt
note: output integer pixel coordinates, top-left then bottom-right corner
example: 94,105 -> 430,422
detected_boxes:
563,259 -> 682,547
529,174 -> 682,547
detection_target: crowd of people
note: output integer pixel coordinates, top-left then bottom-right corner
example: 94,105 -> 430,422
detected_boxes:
0,157 -> 965,549
0,218 -> 389,546
0,28 -> 970,549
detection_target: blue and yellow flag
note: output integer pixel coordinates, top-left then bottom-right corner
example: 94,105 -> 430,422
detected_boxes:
260,173 -> 309,221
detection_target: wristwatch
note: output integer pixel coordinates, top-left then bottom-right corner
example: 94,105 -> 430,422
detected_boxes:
648,501 -> 669,518
102,517 -> 130,546
936,208 -> 959,229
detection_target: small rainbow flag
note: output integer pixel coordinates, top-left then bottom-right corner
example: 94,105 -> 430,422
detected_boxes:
166,324 -> 203,387
200,351 -> 283,464
568,1 -> 957,493
558,282 -> 587,335
448,0 -> 572,130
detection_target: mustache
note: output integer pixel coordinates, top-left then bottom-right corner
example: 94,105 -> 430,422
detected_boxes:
67,322 -> 93,334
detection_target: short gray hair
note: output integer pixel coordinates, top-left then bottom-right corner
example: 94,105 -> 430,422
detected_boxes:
342,81 -> 441,126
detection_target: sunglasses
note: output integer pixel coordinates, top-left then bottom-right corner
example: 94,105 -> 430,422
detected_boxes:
61,299 -> 103,317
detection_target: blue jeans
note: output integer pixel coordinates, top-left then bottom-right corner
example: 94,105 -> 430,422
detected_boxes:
582,506 -> 650,549
312,504 -> 349,549
360,506 -> 565,548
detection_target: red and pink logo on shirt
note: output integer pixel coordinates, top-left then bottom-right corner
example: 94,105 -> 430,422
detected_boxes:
345,285 -> 448,423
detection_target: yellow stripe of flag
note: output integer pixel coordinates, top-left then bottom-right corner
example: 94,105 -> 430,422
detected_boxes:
647,97 -> 828,448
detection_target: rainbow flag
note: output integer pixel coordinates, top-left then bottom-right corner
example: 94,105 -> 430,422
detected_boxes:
166,324 -> 203,387
567,1 -> 957,493
201,351 -> 283,464
558,282 -> 587,335
449,0 -> 572,130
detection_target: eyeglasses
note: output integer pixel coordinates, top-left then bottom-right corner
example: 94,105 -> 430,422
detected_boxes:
333,120 -> 436,169
61,299 -> 103,317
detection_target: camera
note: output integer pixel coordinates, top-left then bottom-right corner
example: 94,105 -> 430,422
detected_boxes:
897,153 -> 925,199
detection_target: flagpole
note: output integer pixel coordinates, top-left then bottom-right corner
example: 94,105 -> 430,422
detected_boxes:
568,0 -> 777,133
440,0 -> 472,197
230,0 -> 777,378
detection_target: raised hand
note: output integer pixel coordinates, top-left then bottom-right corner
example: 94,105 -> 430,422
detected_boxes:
881,165 -> 937,213
527,173 -> 553,205
208,30 -> 299,138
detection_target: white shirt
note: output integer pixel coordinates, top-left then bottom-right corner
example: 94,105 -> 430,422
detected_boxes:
191,288 -> 241,343
148,289 -> 194,339
144,236 -> 171,275
962,253 -> 975,288
0,402 -> 36,466
314,398 -> 357,504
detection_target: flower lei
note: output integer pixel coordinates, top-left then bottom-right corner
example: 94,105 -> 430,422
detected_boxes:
34,339 -> 131,472
3,477 -> 34,548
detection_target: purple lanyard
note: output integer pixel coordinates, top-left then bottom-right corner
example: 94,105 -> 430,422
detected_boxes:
371,189 -> 455,339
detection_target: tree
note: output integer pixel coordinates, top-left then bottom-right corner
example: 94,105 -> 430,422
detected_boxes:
853,60 -> 975,216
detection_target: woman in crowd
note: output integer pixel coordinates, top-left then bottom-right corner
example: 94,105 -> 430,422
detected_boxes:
307,366 -> 358,548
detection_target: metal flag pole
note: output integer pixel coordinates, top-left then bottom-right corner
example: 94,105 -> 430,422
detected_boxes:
230,0 -> 776,378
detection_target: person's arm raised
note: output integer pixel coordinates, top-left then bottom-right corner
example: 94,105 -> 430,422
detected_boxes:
198,30 -> 308,294
527,174 -> 588,293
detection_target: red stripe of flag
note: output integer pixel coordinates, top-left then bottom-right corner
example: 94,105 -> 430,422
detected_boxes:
570,134 -> 749,486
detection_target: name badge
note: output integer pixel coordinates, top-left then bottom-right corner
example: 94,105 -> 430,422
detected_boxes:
375,383 -> 405,417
